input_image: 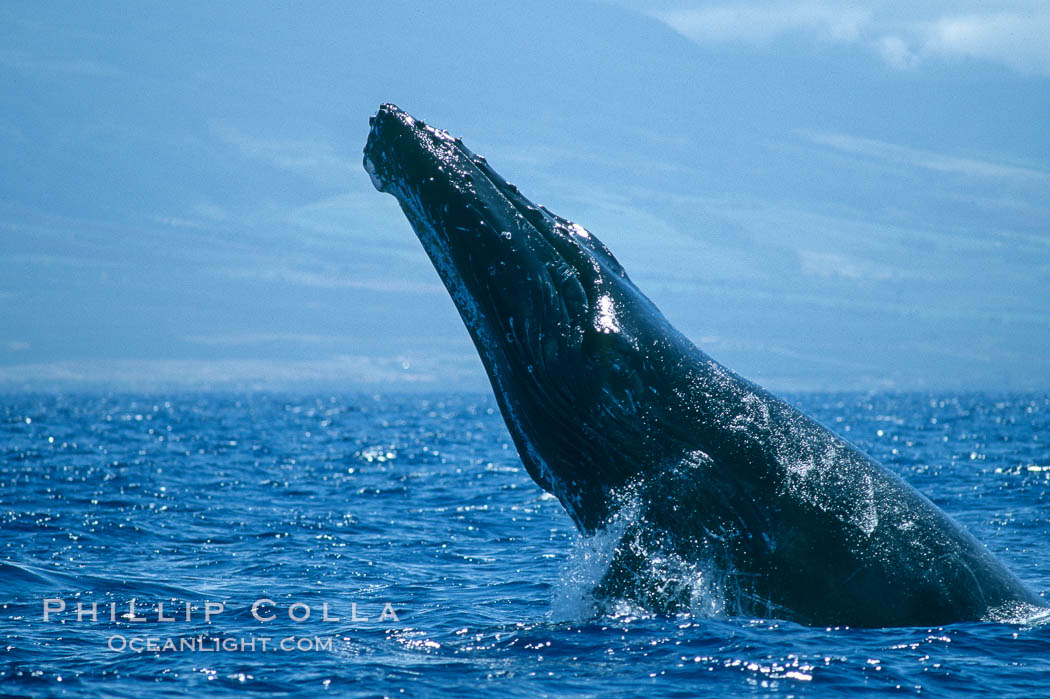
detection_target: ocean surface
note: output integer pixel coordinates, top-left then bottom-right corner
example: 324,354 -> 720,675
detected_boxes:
1,391 -> 1048,697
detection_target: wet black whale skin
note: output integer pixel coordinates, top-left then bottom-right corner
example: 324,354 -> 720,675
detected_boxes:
363,103 -> 1045,627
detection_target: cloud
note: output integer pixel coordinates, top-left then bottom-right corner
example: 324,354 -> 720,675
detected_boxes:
918,12 -> 1050,74
224,266 -> 444,294
0,355 -> 486,391
4,340 -> 30,351
210,122 -> 357,185
873,35 -> 918,69
184,333 -> 343,346
797,250 -> 898,280
0,253 -> 124,268
628,1 -> 1050,75
151,216 -> 208,230
655,2 -> 870,44
0,49 -> 121,77
700,335 -> 884,372
802,130 -> 1047,180
283,191 -> 414,244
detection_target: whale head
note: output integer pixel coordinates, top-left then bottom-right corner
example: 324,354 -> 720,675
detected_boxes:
364,104 -> 690,531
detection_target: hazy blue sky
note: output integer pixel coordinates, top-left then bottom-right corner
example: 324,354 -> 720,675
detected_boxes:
2,1 -> 1048,391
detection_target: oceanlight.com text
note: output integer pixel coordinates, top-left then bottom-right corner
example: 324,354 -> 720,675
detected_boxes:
106,634 -> 335,653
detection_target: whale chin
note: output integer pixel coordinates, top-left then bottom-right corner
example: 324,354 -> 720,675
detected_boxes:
362,149 -> 388,192
363,103 -> 1046,627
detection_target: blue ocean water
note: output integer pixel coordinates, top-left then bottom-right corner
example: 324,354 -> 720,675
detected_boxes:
1,391 -> 1048,696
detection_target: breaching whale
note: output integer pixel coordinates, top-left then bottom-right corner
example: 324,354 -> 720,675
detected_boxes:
362,104 -> 1045,627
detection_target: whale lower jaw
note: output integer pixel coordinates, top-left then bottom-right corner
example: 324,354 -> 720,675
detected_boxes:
398,201 -> 576,519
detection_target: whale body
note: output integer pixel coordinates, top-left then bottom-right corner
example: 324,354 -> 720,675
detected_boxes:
362,104 -> 1044,627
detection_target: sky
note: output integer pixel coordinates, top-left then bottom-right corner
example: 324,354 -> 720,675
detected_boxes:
1,1 -> 1048,392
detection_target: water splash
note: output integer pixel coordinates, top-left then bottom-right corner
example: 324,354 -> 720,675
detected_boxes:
984,601 -> 1050,627
549,486 -> 733,622
548,510 -> 628,622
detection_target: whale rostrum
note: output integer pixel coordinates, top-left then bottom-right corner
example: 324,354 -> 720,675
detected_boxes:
363,103 -> 1045,627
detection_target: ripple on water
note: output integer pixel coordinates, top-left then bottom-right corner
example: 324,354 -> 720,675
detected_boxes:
0,391 -> 1047,695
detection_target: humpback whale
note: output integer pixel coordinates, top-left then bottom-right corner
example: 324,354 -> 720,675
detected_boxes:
362,104 -> 1045,627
